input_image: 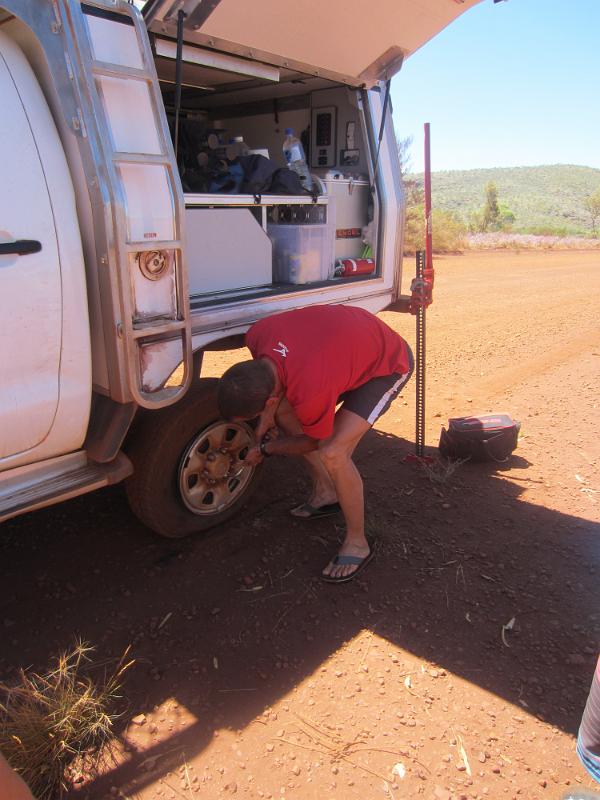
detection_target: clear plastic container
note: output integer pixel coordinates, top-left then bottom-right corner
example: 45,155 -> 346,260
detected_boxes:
267,222 -> 334,284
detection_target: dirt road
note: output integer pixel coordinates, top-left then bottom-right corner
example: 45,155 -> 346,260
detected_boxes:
1,250 -> 599,800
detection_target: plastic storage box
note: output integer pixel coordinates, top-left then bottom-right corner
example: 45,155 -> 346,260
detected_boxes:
267,217 -> 335,285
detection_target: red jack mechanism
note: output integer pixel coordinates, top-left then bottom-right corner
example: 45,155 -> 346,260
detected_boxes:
405,122 -> 435,465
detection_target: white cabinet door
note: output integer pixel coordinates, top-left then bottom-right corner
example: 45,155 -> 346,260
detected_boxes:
0,49 -> 62,459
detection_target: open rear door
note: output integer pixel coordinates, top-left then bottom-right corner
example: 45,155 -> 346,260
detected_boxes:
143,0 -> 482,85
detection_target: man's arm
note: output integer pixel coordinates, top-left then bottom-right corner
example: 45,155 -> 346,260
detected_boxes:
244,433 -> 319,465
263,434 -> 319,457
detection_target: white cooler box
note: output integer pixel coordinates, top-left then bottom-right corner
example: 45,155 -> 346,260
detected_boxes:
320,175 -> 370,260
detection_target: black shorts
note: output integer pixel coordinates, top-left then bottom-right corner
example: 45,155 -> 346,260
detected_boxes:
338,345 -> 414,426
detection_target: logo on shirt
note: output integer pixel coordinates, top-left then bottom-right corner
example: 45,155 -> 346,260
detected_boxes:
273,341 -> 289,358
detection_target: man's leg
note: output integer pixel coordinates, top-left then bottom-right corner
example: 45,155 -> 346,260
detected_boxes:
319,366 -> 413,577
0,754 -> 34,800
319,408 -> 372,579
275,398 -> 337,511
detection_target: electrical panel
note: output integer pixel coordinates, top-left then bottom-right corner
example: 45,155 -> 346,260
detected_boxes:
310,105 -> 336,168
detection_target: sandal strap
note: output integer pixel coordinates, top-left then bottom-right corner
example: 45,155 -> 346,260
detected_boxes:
332,553 -> 368,566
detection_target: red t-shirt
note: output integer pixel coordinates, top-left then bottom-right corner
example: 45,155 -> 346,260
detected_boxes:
246,305 -> 409,440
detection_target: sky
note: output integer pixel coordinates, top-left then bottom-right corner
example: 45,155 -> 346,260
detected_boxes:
391,0 -> 600,174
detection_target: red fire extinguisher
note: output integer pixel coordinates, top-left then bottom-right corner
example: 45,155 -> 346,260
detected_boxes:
334,258 -> 375,277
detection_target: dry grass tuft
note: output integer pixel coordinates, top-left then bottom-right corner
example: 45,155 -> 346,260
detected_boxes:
420,457 -> 468,487
0,641 -> 133,799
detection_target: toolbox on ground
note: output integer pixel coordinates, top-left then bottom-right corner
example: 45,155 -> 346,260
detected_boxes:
438,414 -> 521,463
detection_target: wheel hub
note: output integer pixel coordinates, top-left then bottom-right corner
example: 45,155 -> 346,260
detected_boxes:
178,421 -> 255,515
205,450 -> 233,480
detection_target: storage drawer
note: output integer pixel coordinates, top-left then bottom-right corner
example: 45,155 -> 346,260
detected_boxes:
185,207 -> 272,295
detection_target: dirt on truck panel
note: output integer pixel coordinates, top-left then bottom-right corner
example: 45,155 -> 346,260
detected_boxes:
1,250 -> 599,799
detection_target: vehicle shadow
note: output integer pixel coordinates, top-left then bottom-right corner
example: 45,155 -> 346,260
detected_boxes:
0,426 -> 598,797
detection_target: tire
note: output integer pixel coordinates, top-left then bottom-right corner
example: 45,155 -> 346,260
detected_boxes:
125,379 -> 261,538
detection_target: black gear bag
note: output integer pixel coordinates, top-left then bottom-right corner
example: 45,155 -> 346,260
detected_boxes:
438,413 -> 520,463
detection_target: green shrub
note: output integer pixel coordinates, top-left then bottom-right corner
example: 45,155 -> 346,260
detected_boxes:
403,203 -> 466,254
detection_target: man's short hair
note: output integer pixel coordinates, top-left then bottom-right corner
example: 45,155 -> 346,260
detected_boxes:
218,359 -> 275,420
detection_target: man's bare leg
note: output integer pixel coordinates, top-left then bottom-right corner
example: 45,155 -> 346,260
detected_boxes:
0,753 -> 34,800
319,409 -> 372,579
274,398 -> 337,511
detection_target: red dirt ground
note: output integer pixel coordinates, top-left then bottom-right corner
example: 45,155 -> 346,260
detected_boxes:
1,250 -> 599,800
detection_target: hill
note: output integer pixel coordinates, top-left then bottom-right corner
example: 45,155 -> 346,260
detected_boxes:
407,164 -> 600,235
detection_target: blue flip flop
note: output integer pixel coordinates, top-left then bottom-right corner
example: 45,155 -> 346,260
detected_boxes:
321,540 -> 377,584
290,502 -> 342,519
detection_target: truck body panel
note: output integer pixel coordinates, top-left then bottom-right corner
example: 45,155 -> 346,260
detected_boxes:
0,28 -> 92,468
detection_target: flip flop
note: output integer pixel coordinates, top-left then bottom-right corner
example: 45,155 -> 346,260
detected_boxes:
321,540 -> 377,584
290,502 -> 342,519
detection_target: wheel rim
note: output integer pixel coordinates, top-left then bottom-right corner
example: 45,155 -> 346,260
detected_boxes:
178,421 -> 256,515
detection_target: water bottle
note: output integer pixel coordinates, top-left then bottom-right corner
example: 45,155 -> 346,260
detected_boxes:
577,656 -> 600,784
282,128 -> 313,191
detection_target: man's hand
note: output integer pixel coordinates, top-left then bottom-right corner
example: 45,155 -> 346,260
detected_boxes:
244,445 -> 264,466
255,403 -> 281,442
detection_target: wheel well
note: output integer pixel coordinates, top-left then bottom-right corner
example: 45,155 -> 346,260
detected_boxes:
125,332 -> 247,445
199,334 -> 247,352
124,377 -> 221,447
191,334 -> 247,386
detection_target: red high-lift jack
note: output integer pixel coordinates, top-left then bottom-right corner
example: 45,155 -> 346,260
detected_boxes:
405,123 -> 435,464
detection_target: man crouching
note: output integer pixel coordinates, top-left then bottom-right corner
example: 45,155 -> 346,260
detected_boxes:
217,304 -> 413,584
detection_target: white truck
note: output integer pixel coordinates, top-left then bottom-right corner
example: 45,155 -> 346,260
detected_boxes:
0,0 -> 479,538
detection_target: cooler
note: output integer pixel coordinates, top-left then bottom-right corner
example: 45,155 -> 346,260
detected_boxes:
320,174 -> 370,260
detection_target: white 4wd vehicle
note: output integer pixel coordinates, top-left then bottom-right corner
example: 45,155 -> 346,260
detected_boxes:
0,0 -> 479,537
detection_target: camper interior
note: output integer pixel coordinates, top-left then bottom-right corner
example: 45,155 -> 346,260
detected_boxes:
151,36 -> 379,305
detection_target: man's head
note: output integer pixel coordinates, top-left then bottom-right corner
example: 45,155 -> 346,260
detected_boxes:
218,359 -> 278,420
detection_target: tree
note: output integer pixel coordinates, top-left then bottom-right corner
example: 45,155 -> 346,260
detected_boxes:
499,203 -> 515,227
475,182 -> 515,232
403,178 -> 424,206
584,189 -> 600,235
468,209 -> 485,234
482,181 -> 500,231
396,135 -> 413,177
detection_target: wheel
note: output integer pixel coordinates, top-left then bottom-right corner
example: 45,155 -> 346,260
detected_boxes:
125,379 -> 261,538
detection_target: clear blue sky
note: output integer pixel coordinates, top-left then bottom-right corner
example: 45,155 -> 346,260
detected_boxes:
391,0 -> 600,174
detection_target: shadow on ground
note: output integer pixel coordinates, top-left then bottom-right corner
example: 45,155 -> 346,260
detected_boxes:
1,427 -> 598,797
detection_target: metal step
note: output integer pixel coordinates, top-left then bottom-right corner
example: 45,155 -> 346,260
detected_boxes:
0,451 -> 132,523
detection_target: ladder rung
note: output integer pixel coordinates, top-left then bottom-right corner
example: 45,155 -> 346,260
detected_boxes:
113,152 -> 171,165
91,61 -> 151,82
126,240 -> 182,253
132,320 -> 186,339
